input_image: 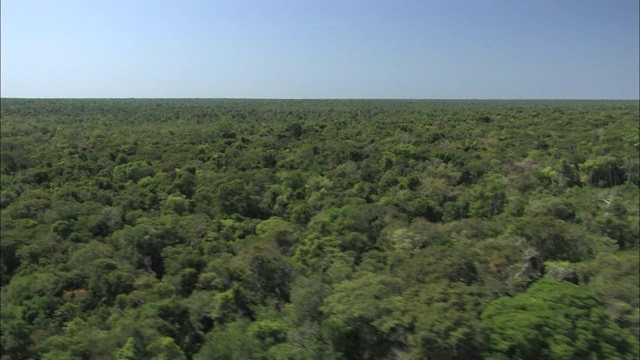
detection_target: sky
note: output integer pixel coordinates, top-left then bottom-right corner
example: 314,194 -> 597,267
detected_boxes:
1,0 -> 638,99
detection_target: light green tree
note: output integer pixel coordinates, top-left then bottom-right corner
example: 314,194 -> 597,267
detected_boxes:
482,278 -> 638,359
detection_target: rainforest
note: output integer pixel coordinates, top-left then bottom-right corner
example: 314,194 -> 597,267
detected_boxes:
0,99 -> 638,359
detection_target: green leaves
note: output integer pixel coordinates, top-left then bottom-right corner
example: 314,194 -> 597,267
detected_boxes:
194,320 -> 263,360
321,272 -> 403,358
482,278 -> 639,359
511,216 -> 616,264
401,281 -> 486,360
215,179 -> 269,218
577,251 -> 640,339
87,258 -> 134,305
322,272 -> 402,333
1,99 -> 638,359
113,161 -> 154,183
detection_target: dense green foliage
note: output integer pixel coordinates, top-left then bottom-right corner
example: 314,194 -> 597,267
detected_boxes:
1,99 -> 638,359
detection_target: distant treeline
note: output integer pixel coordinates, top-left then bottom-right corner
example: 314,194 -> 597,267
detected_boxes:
1,99 -> 638,359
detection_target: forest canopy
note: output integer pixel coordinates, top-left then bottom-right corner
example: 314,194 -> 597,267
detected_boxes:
1,99 -> 638,359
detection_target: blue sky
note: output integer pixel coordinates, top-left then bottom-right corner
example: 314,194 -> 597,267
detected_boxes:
1,0 -> 638,99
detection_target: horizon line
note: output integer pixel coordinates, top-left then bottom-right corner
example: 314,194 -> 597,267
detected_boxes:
2,97 -> 639,101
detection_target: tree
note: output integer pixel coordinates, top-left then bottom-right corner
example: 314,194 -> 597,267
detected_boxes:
113,161 -> 154,183
401,281 -> 486,360
215,179 -> 268,218
87,258 -> 134,305
482,278 -> 638,359
576,251 -> 640,339
321,272 -> 403,359
511,216 -> 615,266
146,336 -> 187,360
580,156 -> 626,187
194,320 -> 263,360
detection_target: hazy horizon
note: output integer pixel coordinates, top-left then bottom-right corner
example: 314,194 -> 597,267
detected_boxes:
2,1 -> 638,99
